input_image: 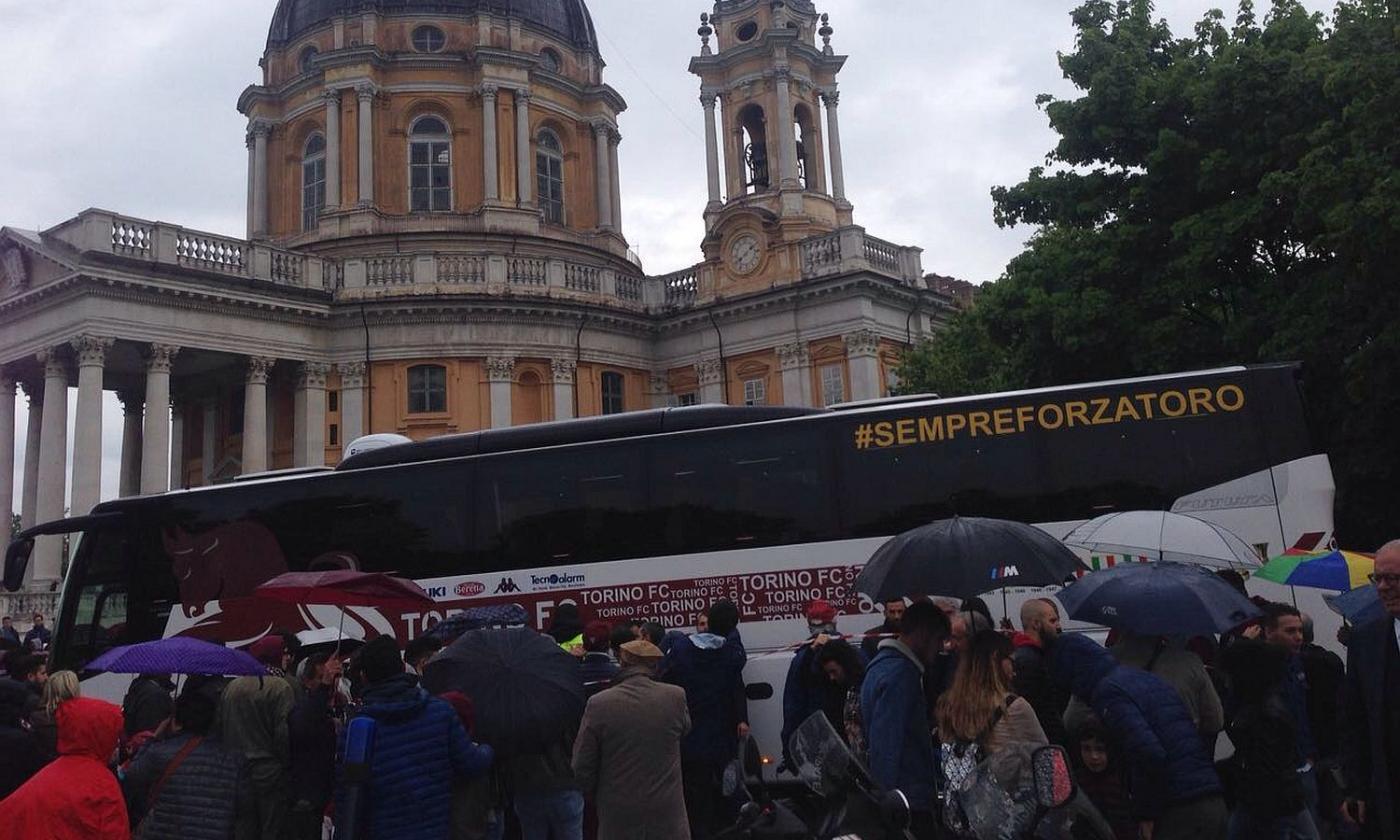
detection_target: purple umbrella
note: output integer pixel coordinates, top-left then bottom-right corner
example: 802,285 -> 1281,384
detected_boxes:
87,636 -> 267,676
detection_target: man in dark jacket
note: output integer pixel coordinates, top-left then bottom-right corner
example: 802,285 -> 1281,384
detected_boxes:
780,599 -> 840,764
122,673 -> 175,738
0,616 -> 20,647
124,680 -> 248,840
340,634 -> 493,840
0,677 -> 46,800
1052,634 -> 1225,840
22,612 -> 50,652
579,620 -> 620,697
860,598 -> 906,660
1340,539 -> 1400,840
1012,597 -> 1069,746
860,600 -> 949,840
1299,613 -> 1344,763
1261,601 -> 1321,824
289,652 -> 340,840
664,598 -> 749,839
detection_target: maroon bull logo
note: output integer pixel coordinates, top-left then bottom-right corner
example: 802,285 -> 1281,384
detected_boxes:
162,521 -> 289,617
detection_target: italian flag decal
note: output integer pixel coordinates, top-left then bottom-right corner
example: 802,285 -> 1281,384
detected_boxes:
1074,554 -> 1150,578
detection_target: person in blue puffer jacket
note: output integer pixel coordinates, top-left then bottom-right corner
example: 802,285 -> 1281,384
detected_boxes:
1051,634 -> 1225,840
338,635 -> 493,840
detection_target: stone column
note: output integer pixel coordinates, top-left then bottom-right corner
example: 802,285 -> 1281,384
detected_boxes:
0,373 -> 14,535
486,356 -> 515,429
774,69 -> 800,188
701,92 -> 723,207
696,357 -> 725,405
169,401 -> 186,490
69,336 -> 113,516
242,356 -> 275,475
778,342 -> 813,407
294,362 -> 329,467
117,390 -> 143,498
550,359 -> 576,421
338,362 -> 366,448
140,344 -> 179,495
481,84 -> 500,202
514,89 -> 532,208
245,134 -> 256,238
845,329 -> 882,402
34,349 -> 69,584
609,130 -> 623,234
356,83 -> 376,205
822,89 -> 846,202
20,383 -> 42,528
201,400 -> 217,485
251,121 -> 271,237
592,121 -> 613,228
323,89 -> 342,208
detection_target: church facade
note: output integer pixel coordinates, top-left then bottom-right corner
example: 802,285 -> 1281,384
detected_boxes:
0,0 -> 956,592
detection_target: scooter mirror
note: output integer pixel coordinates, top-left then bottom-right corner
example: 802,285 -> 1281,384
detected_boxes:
879,789 -> 911,830
4,539 -> 34,592
1032,745 -> 1076,808
739,734 -> 764,780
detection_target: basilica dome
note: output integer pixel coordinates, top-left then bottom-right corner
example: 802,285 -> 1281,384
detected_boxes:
267,0 -> 599,53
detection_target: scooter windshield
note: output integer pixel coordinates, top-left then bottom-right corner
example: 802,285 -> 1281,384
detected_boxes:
787,712 -> 862,797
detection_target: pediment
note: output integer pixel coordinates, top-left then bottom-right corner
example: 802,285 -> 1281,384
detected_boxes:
0,227 -> 80,301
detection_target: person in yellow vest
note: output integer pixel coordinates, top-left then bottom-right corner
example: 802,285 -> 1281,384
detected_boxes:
548,603 -> 587,657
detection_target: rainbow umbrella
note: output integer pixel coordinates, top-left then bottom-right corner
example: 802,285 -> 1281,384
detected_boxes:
1254,549 -> 1374,591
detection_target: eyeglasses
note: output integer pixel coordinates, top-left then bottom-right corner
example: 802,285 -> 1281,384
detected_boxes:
1369,573 -> 1400,587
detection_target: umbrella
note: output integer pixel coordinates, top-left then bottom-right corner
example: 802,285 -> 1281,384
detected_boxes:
295,627 -> 366,648
1057,561 -> 1261,636
255,570 -> 436,609
420,627 -> 585,755
1323,585 -> 1385,626
1254,549 -> 1374,591
87,636 -> 266,676
1062,510 -> 1260,569
428,604 -> 529,641
854,517 -> 1087,603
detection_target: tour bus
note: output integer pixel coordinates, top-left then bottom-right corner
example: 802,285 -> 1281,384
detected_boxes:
5,362 -> 1337,758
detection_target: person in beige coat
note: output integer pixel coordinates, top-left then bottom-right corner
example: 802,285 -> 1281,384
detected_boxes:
572,640 -> 692,840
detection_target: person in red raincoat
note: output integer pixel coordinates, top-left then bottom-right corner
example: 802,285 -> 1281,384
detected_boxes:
0,695 -> 129,839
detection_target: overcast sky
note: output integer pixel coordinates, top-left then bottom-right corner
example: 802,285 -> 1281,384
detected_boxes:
3,0 -> 1327,508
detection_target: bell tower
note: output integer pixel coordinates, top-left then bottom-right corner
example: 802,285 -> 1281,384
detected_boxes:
690,1 -> 852,293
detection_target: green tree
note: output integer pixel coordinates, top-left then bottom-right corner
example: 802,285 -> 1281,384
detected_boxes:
898,0 -> 1400,546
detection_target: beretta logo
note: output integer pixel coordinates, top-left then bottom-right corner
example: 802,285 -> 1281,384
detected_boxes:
454,581 -> 485,597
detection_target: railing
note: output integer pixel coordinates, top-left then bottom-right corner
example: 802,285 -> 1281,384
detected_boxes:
111,216 -> 153,256
367,256 -> 412,285
616,273 -> 642,302
0,590 -> 61,632
270,251 -> 304,285
508,257 -> 548,286
564,263 -> 600,293
661,267 -> 698,306
438,254 -> 485,284
862,234 -> 901,272
176,231 -> 247,275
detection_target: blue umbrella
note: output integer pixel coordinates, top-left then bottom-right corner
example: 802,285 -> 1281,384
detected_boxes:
1057,561 -> 1261,636
87,636 -> 267,676
428,604 -> 529,640
1324,585 -> 1385,626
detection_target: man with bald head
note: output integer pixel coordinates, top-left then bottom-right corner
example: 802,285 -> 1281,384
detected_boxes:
1340,538 -> 1400,840
1012,598 -> 1069,746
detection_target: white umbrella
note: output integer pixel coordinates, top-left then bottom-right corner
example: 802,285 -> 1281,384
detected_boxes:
1062,510 -> 1261,569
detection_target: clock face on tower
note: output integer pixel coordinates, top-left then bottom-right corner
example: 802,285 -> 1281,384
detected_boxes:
728,234 -> 761,275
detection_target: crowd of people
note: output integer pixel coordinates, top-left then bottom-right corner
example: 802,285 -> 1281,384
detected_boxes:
0,540 -> 1395,840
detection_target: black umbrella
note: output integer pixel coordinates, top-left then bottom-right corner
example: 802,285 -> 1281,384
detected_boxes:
854,516 -> 1087,603
420,626 -> 585,755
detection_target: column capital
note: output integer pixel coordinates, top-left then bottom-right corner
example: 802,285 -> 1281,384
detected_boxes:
549,358 -> 577,385
144,343 -> 180,374
591,119 -> 613,138
843,329 -> 879,357
514,88 -> 532,104
297,361 -> 331,389
70,335 -> 114,368
354,82 -> 378,100
337,361 -> 366,389
116,389 -> 143,413
322,88 -> 343,104
820,88 -> 840,108
479,83 -> 499,99
700,92 -> 719,109
485,356 -> 516,383
777,342 -> 811,371
35,347 -> 68,379
695,356 -> 723,386
248,119 -> 274,140
246,355 -> 277,385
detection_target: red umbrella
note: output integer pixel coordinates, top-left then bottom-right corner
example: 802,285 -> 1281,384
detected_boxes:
255,570 -> 436,609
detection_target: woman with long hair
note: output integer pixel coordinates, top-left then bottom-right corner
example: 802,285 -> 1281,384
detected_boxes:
935,630 -> 1046,755
31,669 -> 81,758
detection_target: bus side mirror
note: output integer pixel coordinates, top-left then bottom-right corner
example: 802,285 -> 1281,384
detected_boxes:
4,539 -> 34,592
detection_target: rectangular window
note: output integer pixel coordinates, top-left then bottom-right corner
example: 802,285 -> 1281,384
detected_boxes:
407,365 -> 447,414
820,364 -> 846,407
601,372 -> 625,415
743,378 -> 767,406
675,393 -> 698,407
328,391 -> 339,413
329,424 -> 339,446
537,153 -> 564,224
410,141 -> 452,212
302,157 -> 326,231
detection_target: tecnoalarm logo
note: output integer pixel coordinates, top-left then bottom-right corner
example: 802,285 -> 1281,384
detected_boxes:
531,572 -> 585,589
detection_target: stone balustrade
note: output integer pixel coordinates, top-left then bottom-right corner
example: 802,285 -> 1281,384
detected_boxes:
800,226 -> 924,284
0,589 -> 61,633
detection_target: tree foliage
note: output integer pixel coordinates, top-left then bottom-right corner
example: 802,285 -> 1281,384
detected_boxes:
897,0 -> 1400,546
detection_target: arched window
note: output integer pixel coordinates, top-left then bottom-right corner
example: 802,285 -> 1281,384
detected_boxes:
600,371 -> 625,415
536,129 -> 565,224
407,364 -> 447,413
412,25 -> 446,53
302,133 -> 327,231
539,48 -> 561,73
299,46 -> 319,74
794,104 -> 820,191
737,104 -> 769,193
409,116 -> 452,212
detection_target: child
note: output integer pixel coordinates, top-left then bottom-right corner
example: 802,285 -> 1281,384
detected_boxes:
1073,719 -> 1136,840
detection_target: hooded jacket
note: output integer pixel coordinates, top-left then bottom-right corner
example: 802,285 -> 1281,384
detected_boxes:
1011,631 -> 1069,746
860,640 -> 937,811
664,632 -> 749,764
339,674 -> 493,840
1051,635 -> 1220,820
0,696 -> 130,839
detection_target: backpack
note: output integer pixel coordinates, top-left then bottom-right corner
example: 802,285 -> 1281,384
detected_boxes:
939,695 -> 1021,839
